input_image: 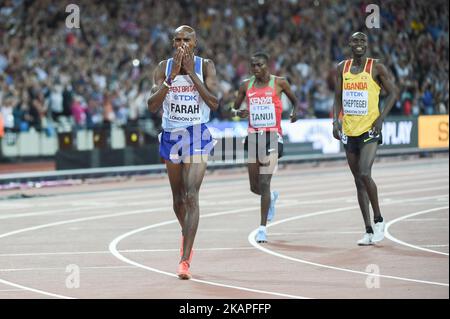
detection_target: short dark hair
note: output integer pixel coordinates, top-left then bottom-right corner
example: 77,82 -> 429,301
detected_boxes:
349,31 -> 368,41
252,52 -> 269,63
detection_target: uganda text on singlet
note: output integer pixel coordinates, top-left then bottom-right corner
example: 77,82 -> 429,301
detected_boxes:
341,58 -> 381,136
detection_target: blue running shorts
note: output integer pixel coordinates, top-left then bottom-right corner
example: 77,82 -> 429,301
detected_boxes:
159,124 -> 215,163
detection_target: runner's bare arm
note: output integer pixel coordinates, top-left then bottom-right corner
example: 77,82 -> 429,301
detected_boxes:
233,81 -> 249,118
332,61 -> 345,140
147,61 -> 168,113
233,81 -> 247,109
371,62 -> 399,135
279,78 -> 298,123
202,59 -> 220,111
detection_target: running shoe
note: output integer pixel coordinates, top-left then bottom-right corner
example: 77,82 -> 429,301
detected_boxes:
177,261 -> 191,280
357,232 -> 374,246
372,221 -> 385,243
256,229 -> 267,243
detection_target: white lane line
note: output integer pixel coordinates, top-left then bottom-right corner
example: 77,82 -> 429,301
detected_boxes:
385,207 -> 449,256
109,194 -> 449,301
399,218 -> 448,222
0,204 -> 119,219
0,183 -> 448,231
0,279 -> 73,299
0,188 -> 447,297
108,211 -> 309,300
248,201 -> 449,287
269,231 -> 361,236
0,266 -> 136,272
0,247 -> 254,257
0,208 -> 171,299
1,169 -> 446,212
1,175 -> 447,220
59,175 -> 450,204
0,205 -> 181,240
263,186 -> 448,207
121,247 -> 255,253
0,203 -> 306,299
129,182 -> 449,208
54,173 -> 449,204
421,245 -> 449,248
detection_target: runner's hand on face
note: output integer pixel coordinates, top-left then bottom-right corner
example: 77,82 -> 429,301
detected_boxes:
181,44 -> 195,74
170,46 -> 184,80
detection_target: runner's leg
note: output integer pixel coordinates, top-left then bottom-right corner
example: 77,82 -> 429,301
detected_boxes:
345,149 -> 372,230
359,142 -> 382,221
180,156 -> 207,262
166,160 -> 186,229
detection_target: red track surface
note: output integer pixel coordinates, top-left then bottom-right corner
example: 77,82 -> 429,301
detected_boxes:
0,156 -> 448,299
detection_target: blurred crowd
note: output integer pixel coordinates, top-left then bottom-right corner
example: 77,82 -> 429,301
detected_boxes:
0,0 -> 448,135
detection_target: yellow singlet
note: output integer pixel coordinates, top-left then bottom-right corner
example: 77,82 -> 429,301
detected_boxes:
342,58 -> 381,136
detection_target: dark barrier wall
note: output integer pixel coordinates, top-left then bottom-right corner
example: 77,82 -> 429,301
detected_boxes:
379,116 -> 418,149
55,145 -> 160,170
337,117 -> 418,151
5,116 -> 445,166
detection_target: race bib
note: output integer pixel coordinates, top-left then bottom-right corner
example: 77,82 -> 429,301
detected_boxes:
168,98 -> 201,123
342,90 -> 368,115
249,104 -> 276,128
339,131 -> 348,144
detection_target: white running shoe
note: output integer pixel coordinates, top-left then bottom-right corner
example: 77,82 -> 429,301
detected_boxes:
256,229 -> 268,243
372,221 -> 385,243
357,233 -> 374,246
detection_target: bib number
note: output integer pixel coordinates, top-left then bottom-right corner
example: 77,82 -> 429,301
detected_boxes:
342,90 -> 368,115
169,101 -> 201,123
249,104 -> 276,128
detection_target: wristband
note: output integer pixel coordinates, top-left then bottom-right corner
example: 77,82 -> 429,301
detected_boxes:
163,81 -> 170,88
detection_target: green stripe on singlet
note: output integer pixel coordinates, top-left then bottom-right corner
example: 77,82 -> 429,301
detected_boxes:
247,75 -> 275,90
247,76 -> 256,90
269,75 -> 275,88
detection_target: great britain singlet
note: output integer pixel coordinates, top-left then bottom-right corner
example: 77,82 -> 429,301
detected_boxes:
162,56 -> 210,131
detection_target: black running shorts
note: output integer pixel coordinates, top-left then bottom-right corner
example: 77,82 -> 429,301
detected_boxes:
244,131 -> 284,162
341,129 -> 382,154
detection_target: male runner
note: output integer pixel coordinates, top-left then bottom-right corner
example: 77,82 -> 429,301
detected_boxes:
147,25 -> 219,279
233,52 -> 297,243
332,32 -> 398,246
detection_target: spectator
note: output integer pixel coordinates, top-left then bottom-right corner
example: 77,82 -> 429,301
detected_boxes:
312,81 -> 334,119
0,0 -> 447,134
421,82 -> 435,115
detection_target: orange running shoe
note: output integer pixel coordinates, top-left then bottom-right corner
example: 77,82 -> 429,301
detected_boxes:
180,236 -> 194,264
177,261 -> 191,280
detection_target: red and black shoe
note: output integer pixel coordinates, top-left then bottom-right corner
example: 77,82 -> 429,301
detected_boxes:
177,260 -> 192,280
